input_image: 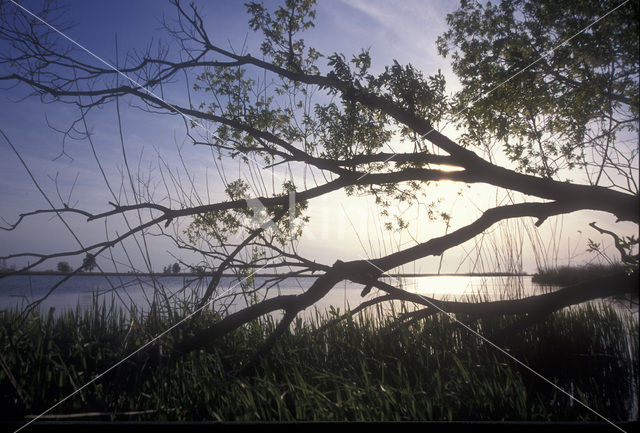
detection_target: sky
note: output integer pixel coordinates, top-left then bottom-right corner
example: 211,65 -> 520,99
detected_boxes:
0,0 -> 636,274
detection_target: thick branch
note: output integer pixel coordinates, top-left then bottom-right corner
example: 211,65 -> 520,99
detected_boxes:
10,63 -> 637,222
175,259 -> 349,353
370,273 -> 637,318
175,200 -> 586,353
370,201 -> 586,272
589,221 -> 640,265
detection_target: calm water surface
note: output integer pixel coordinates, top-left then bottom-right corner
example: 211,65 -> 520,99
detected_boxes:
0,274 -> 635,319
1,273 -> 637,419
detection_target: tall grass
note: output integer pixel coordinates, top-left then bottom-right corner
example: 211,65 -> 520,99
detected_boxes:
0,296 -> 637,422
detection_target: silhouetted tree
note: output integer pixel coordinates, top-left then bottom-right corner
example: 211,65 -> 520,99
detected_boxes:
81,253 -> 97,272
172,262 -> 181,274
56,261 -> 72,273
0,0 -> 636,360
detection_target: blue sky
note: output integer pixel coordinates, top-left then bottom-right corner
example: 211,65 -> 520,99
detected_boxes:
0,0 -> 634,273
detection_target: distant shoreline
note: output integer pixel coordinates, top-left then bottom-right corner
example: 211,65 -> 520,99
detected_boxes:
0,271 -> 531,278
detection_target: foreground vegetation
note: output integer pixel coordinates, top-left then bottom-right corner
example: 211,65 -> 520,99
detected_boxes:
0,298 -> 637,424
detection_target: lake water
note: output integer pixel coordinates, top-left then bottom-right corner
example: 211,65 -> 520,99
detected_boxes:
0,274 -> 636,320
1,273 -> 637,419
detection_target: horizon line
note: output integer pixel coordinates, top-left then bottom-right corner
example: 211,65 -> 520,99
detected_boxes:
1,270 -> 532,278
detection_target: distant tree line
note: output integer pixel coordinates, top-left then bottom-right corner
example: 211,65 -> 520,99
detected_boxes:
48,259 -> 189,274
53,254 -> 97,273
0,259 -> 16,272
56,261 -> 72,273
163,262 -> 181,275
0,0 -> 636,363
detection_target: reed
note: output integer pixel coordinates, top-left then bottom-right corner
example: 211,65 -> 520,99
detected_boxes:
532,263 -> 629,286
0,295 -> 637,422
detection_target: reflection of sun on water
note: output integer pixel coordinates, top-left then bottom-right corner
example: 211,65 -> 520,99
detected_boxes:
401,275 -> 532,301
409,275 -> 473,298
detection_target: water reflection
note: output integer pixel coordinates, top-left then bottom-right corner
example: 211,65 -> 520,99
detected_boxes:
0,274 -> 636,320
404,275 -> 538,301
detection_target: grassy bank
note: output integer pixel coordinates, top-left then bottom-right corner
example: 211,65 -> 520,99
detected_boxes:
0,299 -> 638,423
532,263 -> 630,286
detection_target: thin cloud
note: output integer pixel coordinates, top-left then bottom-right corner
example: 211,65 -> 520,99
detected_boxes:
327,0 -> 458,84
